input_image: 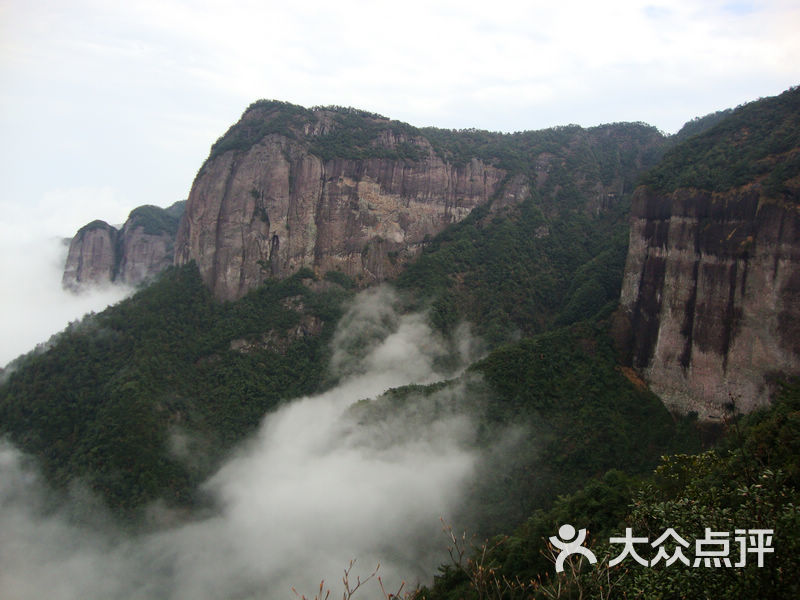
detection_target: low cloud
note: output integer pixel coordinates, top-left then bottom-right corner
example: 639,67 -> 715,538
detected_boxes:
0,188 -> 135,366
0,286 -> 485,599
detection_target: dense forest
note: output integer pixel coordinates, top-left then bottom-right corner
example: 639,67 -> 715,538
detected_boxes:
1,266 -> 351,512
1,88 -> 798,598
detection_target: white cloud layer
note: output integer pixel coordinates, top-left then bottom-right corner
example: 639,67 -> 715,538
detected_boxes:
0,186 -> 134,365
0,288 -> 484,599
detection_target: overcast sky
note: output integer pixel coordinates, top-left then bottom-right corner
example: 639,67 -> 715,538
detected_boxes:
0,0 -> 798,363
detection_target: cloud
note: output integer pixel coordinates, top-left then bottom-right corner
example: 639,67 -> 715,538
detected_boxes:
0,287 -> 485,599
0,186 -> 135,366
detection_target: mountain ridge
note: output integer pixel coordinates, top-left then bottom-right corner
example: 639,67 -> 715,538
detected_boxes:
175,104 -> 665,300
62,102 -> 738,297
62,200 -> 185,290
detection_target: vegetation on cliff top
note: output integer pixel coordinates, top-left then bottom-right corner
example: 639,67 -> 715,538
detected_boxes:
208,99 -> 424,162
207,98 -> 666,176
642,85 -> 800,198
126,202 -> 184,236
76,219 -> 117,236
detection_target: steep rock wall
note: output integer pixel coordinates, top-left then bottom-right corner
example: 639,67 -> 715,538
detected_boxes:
117,223 -> 175,284
175,134 -> 515,300
62,221 -> 119,290
62,202 -> 183,290
618,185 -> 800,419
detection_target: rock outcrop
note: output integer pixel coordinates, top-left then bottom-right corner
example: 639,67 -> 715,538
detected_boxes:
175,102 -> 664,300
62,221 -> 120,290
176,132 -> 511,299
616,87 -> 800,418
62,202 -> 184,290
618,187 -> 800,419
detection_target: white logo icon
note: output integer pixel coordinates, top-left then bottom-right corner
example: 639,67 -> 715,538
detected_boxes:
549,524 -> 598,573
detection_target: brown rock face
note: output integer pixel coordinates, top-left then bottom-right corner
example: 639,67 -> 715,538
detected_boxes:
62,221 -> 119,290
62,202 -> 184,290
175,120 -> 514,301
117,223 -> 175,284
618,185 -> 800,419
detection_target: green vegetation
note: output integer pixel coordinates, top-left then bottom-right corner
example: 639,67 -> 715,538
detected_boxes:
323,269 -> 356,289
308,109 -> 425,161
670,108 -> 733,144
126,204 -> 182,236
3,88 -> 799,595
391,122 -> 665,347
207,98 -> 664,176
420,122 -> 664,174
208,99 -> 425,163
0,264 -> 351,514
77,219 -> 116,236
466,321 -> 694,535
419,380 -> 800,599
642,86 -> 800,196
397,185 -> 633,346
208,100 -> 314,159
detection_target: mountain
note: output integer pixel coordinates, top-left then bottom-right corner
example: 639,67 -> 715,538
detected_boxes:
615,86 -> 800,419
21,105 -> 668,515
5,88 -> 800,598
174,101 -> 666,300
62,201 -> 185,290
63,105 -> 664,300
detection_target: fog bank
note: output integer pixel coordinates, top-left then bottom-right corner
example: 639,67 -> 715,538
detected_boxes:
0,287 -> 484,599
0,191 -> 134,366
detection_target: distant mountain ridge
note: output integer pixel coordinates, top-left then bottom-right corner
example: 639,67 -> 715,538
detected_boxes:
63,104 -> 667,298
62,201 -> 184,290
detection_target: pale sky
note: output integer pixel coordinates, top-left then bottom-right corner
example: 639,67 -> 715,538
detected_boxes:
0,0 -> 798,363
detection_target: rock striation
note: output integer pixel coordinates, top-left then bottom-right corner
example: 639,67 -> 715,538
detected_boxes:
175,102 -> 664,300
62,201 -> 184,290
62,220 -> 119,289
176,116 -> 511,299
617,87 -> 800,418
618,187 -> 800,419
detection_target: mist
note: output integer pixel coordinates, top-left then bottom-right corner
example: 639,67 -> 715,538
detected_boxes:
0,190 -> 135,367
0,287 -> 486,599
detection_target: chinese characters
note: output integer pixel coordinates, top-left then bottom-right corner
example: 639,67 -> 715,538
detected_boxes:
550,524 -> 774,572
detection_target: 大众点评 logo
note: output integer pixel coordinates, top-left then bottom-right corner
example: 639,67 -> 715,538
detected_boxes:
549,524 -> 773,572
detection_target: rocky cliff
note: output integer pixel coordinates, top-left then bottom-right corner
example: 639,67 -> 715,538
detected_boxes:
63,201 -> 184,290
617,87 -> 800,418
175,105 -> 514,300
62,220 -> 119,289
175,102 -> 664,300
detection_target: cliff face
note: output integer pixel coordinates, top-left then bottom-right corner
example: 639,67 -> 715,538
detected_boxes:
175,108 -> 517,300
617,88 -> 800,418
62,221 -> 119,290
619,187 -> 800,418
117,221 -> 175,284
175,103 -> 664,301
62,202 -> 184,290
